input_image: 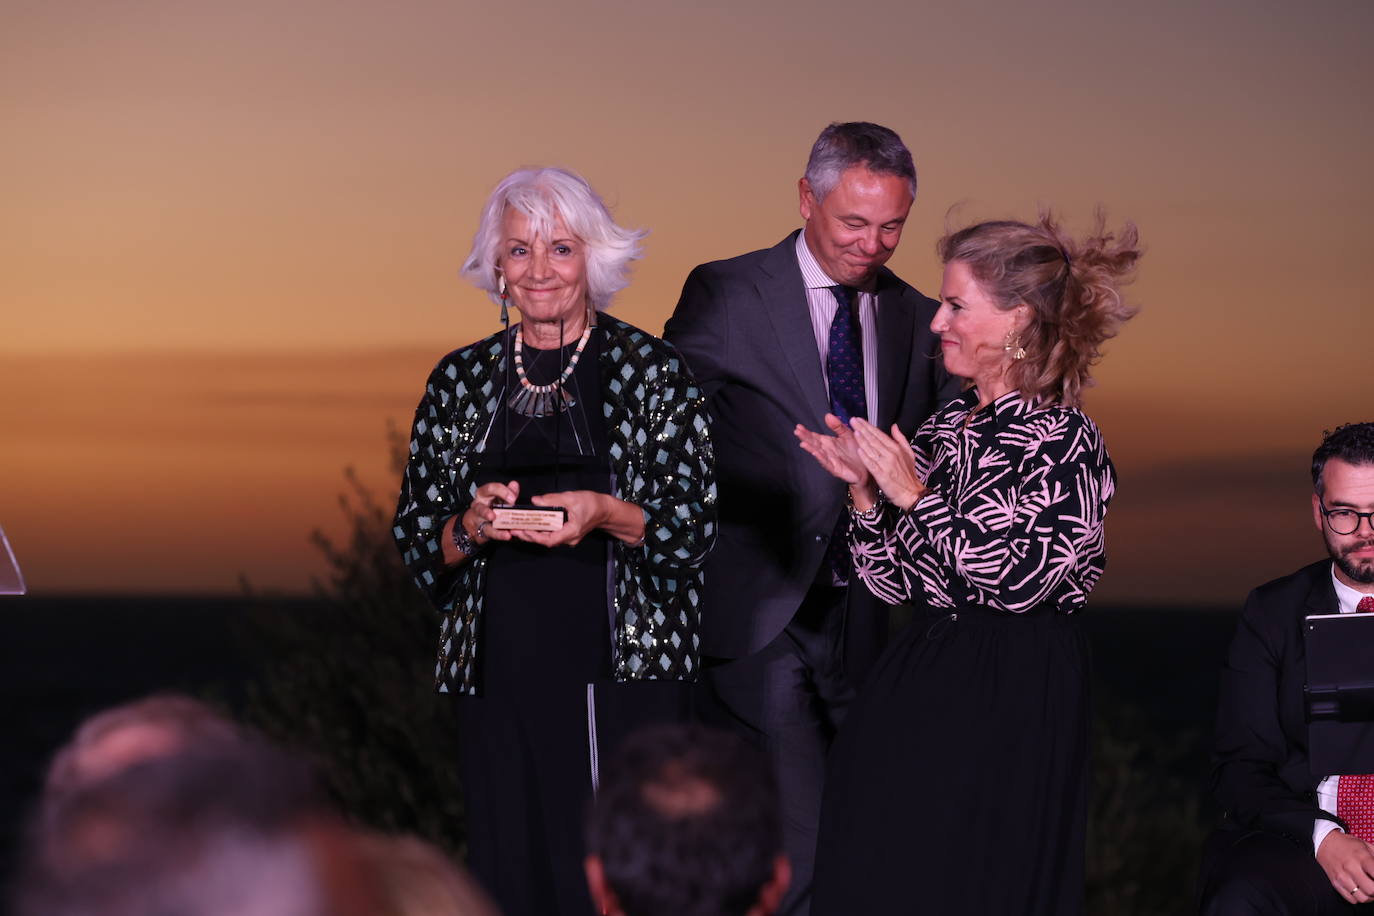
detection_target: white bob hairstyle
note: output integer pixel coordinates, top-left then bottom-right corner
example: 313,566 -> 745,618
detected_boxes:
461,167 -> 647,311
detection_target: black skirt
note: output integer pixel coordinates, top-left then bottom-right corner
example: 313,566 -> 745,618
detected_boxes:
812,603 -> 1090,916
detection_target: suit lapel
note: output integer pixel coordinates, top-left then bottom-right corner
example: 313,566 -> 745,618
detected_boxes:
1297,562 -> 1339,667
1302,563 -> 1340,615
757,234 -> 829,424
874,271 -> 916,428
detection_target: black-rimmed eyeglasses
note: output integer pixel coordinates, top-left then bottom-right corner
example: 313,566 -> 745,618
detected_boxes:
1319,502 -> 1374,535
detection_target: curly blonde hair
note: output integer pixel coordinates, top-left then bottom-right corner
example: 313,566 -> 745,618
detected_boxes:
937,210 -> 1141,407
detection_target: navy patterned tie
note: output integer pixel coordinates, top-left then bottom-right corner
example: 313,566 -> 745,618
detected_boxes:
827,286 -> 867,426
825,285 -> 866,583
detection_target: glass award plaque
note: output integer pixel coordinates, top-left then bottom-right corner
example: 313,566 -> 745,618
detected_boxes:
490,504 -> 568,531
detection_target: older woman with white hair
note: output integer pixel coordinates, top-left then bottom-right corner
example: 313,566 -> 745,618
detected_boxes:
393,167 -> 716,916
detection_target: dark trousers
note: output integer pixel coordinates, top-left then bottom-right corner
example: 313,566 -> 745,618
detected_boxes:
696,584 -> 854,916
1200,828 -> 1356,915
455,688 -> 595,916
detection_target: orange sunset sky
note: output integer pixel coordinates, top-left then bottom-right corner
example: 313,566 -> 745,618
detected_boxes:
3,0 -> 1372,604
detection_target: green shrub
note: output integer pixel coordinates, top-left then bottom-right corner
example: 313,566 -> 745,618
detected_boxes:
234,429 -> 465,854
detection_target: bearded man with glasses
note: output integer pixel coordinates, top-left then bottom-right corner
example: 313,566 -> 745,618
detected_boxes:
1202,421 -> 1374,915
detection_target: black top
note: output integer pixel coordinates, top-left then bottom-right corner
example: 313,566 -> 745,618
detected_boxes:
477,327 -> 611,695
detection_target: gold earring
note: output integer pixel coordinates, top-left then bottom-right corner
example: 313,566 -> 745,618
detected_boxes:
1003,329 -> 1026,361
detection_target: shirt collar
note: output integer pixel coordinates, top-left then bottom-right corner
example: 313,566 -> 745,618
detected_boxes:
795,229 -> 838,291
794,228 -> 889,296
1331,563 -> 1374,614
961,387 -> 1038,428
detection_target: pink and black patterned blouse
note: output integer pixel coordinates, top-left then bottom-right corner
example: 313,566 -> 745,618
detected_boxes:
851,388 -> 1115,613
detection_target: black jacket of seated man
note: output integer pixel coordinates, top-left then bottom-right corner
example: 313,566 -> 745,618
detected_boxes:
1210,560 -> 1347,845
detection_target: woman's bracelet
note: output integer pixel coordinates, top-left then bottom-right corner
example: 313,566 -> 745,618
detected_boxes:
848,489 -> 886,521
451,514 -> 482,558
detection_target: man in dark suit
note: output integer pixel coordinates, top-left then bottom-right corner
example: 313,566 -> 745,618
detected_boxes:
1202,422 -> 1374,914
663,121 -> 956,915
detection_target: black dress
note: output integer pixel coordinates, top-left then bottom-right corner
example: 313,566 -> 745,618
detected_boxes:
811,389 -> 1116,916
455,330 -> 689,916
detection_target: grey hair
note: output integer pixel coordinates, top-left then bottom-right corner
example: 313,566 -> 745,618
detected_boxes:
461,167 -> 647,311
804,122 -> 917,203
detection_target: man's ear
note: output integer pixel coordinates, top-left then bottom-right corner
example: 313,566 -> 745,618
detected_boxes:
584,855 -> 620,916
1313,491 -> 1326,535
748,854 -> 793,916
799,177 -> 815,222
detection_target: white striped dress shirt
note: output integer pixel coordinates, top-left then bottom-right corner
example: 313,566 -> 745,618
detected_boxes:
795,230 -> 880,425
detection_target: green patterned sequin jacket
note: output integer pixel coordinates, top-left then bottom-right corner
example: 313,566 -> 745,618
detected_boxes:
393,315 -> 717,695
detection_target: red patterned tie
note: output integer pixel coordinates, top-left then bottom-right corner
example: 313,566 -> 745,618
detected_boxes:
1339,774 -> 1374,843
1337,598 -> 1374,841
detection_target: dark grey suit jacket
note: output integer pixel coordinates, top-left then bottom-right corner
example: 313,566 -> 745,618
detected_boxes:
1210,560 -> 1349,849
664,231 -> 958,674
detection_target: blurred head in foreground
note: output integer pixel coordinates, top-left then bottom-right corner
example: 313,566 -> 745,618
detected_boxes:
21,694 -> 493,916
585,724 -> 789,916
354,831 -> 501,916
43,693 -> 245,797
18,723 -> 345,916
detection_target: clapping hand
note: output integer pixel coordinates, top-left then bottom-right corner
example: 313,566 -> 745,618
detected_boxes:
848,419 -> 927,511
794,414 -> 870,486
